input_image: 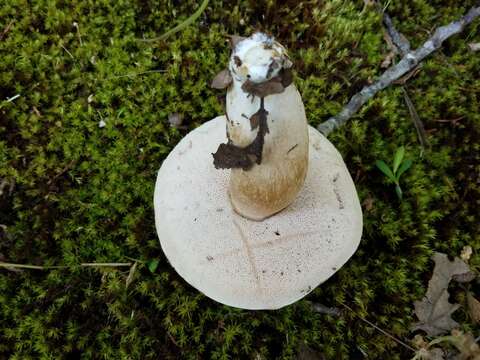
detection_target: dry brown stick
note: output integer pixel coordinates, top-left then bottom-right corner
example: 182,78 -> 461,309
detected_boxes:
433,116 -> 465,124
383,12 -> 411,55
0,262 -> 132,270
317,6 -> 480,136
311,302 -> 342,316
47,159 -> 77,185
384,10 -> 428,151
0,178 -> 10,196
0,21 -> 14,41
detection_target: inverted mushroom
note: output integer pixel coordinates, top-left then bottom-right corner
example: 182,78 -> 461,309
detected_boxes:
154,32 -> 363,309
211,32 -> 308,221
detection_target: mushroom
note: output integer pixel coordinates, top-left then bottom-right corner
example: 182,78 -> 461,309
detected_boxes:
154,33 -> 363,309
211,32 -> 307,221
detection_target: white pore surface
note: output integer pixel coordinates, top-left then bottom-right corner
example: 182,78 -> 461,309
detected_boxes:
154,116 -> 363,310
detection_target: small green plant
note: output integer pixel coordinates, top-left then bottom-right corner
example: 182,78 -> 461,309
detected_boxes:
375,146 -> 412,200
145,259 -> 160,273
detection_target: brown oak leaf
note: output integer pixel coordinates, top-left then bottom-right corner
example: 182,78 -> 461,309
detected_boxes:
411,252 -> 470,336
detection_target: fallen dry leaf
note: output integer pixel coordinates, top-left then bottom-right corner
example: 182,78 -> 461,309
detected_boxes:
413,334 -> 429,349
412,335 -> 445,360
125,261 -> 138,289
449,329 -> 480,360
411,252 -> 470,336
413,348 -> 445,360
460,246 -> 473,262
362,195 -> 374,211
363,0 -> 376,7
168,113 -> 184,128
211,68 -> 233,89
381,50 -> 396,68
467,292 -> 480,324
0,252 -> 23,273
468,43 -> 480,52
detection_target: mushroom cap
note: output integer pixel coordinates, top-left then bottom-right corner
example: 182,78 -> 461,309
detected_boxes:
154,116 -> 363,309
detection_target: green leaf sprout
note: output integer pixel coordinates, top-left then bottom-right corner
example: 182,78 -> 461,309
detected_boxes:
375,146 -> 413,200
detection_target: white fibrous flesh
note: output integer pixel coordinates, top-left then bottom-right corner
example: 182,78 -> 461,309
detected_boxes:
229,32 -> 292,84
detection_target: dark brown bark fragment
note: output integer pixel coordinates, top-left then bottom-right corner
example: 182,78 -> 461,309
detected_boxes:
241,68 -> 293,97
233,56 -> 242,67
212,98 -> 269,170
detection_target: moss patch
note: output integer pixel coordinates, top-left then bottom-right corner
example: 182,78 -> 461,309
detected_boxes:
0,0 -> 479,358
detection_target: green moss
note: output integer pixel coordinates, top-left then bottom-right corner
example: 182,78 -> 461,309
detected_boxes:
1,0 -> 479,358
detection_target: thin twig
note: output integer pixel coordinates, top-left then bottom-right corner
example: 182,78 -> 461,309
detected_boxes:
0,262 -> 132,270
0,178 -> 10,196
340,302 -> 416,352
469,42 -> 480,51
383,12 -> 411,55
138,0 -> 209,42
110,69 -> 166,79
125,262 -> 138,289
6,94 -> 20,102
393,66 -> 422,85
32,106 -> 42,117
0,20 -> 14,41
311,302 -> 342,316
47,159 -> 77,185
318,6 -> 480,136
60,44 -> 74,59
79,263 -> 131,267
433,116 -> 465,124
167,332 -> 179,347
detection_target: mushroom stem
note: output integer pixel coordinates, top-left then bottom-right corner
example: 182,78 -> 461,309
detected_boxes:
211,33 -> 309,221
226,81 -> 309,220
212,33 -> 308,220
